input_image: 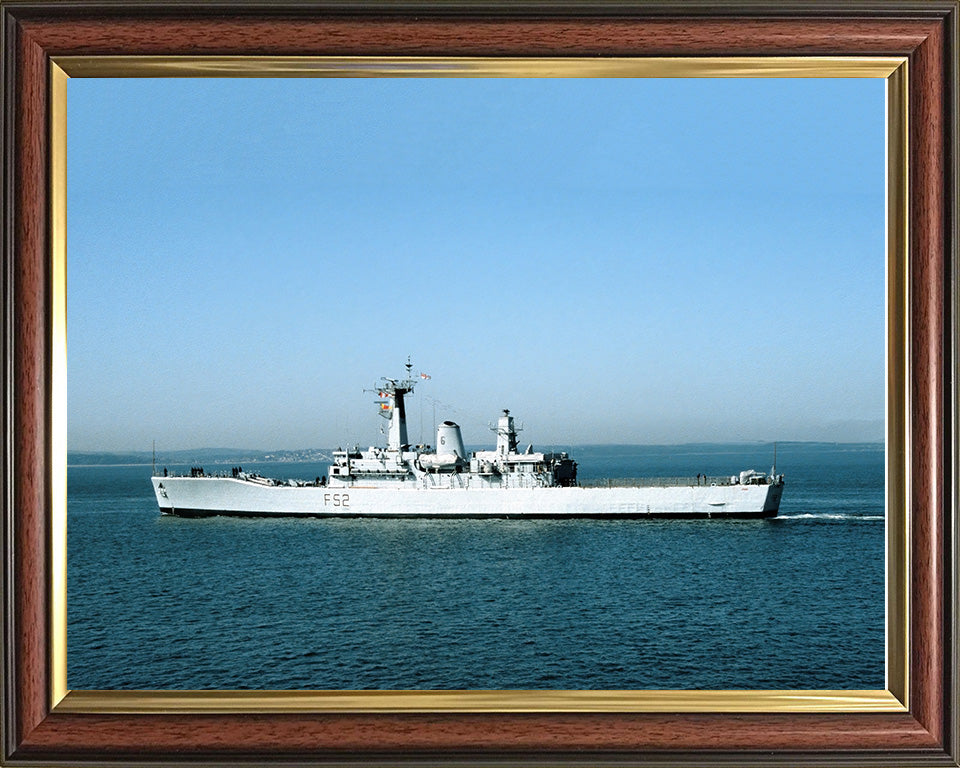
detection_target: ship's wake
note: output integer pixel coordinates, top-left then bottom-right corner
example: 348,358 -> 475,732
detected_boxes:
775,512 -> 884,521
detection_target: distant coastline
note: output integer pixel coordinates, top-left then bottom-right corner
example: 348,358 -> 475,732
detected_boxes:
67,441 -> 884,468
67,447 -> 332,467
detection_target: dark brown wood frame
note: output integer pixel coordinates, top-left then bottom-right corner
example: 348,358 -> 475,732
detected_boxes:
1,2 -> 957,765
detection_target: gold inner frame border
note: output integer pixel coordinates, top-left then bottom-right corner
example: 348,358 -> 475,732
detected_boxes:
48,55 -> 909,715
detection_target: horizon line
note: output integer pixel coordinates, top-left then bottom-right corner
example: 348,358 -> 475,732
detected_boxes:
68,438 -> 886,456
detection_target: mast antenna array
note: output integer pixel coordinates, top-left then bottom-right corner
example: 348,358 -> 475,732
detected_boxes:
362,358 -> 423,450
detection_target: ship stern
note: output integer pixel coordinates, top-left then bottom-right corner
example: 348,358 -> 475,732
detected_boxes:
763,480 -> 785,517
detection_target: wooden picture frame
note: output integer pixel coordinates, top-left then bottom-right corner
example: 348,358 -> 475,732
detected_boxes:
2,2 -> 957,765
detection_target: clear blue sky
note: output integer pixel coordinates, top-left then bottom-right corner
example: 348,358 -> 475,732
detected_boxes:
67,76 -> 885,452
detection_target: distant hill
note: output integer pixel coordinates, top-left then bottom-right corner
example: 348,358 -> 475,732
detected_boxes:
68,440 -> 882,467
67,448 -> 333,466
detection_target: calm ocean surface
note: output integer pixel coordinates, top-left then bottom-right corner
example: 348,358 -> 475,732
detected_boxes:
67,442 -> 884,690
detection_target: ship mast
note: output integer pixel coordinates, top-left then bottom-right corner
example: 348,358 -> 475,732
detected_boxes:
370,358 -> 419,451
493,409 -> 521,456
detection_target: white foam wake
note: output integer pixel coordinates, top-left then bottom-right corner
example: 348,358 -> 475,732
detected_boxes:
776,513 -> 884,521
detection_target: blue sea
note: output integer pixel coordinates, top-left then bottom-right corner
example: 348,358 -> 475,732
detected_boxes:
67,443 -> 884,691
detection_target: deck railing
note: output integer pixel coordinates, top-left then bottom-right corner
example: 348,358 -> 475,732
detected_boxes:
578,476 -> 735,488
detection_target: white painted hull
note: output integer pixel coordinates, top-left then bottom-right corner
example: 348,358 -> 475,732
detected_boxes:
152,477 -> 783,519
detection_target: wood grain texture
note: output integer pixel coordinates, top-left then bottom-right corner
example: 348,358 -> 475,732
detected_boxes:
16,16 -> 942,56
12,20 -> 48,749
909,15 -> 947,748
13,712 -> 943,757
2,4 -> 956,765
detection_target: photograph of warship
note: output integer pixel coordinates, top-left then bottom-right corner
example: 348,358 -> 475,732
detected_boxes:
152,364 -> 784,519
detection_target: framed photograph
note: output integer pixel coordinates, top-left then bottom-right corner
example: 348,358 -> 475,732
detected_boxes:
2,2 -> 957,766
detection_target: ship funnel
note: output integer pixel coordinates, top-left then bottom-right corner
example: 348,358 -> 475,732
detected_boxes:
436,421 -> 466,459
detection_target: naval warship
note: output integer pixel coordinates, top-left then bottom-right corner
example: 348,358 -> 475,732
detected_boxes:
151,363 -> 784,519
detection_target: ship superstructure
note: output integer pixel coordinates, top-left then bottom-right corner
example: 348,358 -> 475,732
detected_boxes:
152,363 -> 784,519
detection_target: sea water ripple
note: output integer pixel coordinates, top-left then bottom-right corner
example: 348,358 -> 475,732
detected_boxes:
67,442 -> 884,690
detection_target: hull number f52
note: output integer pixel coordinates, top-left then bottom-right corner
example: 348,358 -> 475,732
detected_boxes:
323,492 -> 350,507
